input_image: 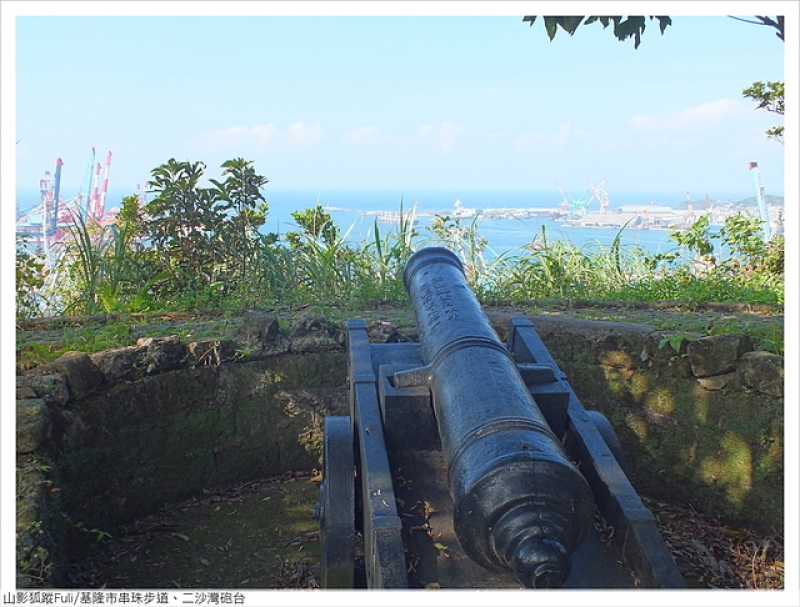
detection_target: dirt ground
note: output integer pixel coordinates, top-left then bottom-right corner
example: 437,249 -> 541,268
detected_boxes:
66,469 -> 784,590
67,472 -> 322,590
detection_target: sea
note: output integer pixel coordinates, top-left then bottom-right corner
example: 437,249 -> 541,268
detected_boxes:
16,187 -> 756,260
264,189 -> 686,259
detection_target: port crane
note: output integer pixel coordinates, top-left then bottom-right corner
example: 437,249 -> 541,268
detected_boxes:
555,181 -> 591,220
586,178 -> 609,214
748,162 -> 771,241
682,191 -> 696,228
16,148 -> 114,269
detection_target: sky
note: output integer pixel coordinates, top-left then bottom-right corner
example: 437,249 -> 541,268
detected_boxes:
4,1 -> 794,201
2,1 -> 800,601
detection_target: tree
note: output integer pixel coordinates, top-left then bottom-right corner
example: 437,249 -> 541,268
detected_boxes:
209,158 -> 270,284
145,159 -> 223,293
523,15 -> 784,46
285,204 -> 340,247
522,16 -> 672,48
98,194 -> 164,312
524,15 -> 785,142
727,15 -> 784,41
742,81 -> 785,144
16,235 -> 47,319
140,158 -> 276,303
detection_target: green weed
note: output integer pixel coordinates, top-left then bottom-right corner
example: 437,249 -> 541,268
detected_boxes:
15,158 -> 783,356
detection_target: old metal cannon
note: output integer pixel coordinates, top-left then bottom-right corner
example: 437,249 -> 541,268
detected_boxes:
315,247 -> 685,589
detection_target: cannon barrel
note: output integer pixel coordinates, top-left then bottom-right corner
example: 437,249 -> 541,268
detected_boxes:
402,247 -> 595,588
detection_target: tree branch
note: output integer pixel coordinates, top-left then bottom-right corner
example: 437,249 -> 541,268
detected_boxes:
727,15 -> 784,40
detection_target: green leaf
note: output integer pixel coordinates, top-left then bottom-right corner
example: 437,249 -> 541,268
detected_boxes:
544,17 -> 558,40
562,16 -> 584,35
613,17 -> 638,40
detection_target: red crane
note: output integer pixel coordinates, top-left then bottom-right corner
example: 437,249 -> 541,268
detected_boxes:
17,149 -> 114,267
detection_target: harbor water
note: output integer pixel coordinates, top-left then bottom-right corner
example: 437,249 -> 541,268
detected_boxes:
17,187 -> 757,259
258,189 -> 732,258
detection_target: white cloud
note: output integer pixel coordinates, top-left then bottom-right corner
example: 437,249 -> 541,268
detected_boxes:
193,122 -> 323,155
287,121 -> 322,151
513,130 -> 545,152
513,123 -> 576,153
438,121 -> 466,152
342,126 -> 392,147
416,121 -> 466,153
628,99 -> 747,132
554,122 -> 573,150
202,124 -> 279,148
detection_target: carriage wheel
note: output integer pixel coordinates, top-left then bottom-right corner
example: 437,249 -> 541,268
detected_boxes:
586,409 -> 629,476
315,416 -> 355,588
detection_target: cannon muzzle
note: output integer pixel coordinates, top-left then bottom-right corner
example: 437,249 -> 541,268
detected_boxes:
402,247 -> 595,588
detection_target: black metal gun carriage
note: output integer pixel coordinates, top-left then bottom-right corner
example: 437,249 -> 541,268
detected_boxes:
315,247 -> 685,589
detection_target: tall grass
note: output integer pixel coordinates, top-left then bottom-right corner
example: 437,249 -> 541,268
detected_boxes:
492,223 -> 653,301
363,200 -> 418,302
427,213 -> 482,281
53,209 -> 166,315
58,211 -> 112,315
20,204 -> 784,320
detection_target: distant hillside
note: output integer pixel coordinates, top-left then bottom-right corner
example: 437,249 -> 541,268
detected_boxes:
676,194 -> 784,210
732,194 -> 784,207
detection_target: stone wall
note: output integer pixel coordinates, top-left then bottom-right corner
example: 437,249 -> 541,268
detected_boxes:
15,309 -> 350,587
523,315 -> 783,536
15,311 -> 783,586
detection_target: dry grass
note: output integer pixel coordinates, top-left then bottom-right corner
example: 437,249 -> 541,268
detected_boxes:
272,557 -> 319,589
643,496 -> 784,589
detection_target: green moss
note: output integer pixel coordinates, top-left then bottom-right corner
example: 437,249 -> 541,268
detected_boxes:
16,454 -> 68,587
601,366 -> 631,398
625,413 -> 649,442
629,372 -> 650,398
643,387 -> 676,416
58,353 -> 345,533
699,432 -> 753,504
598,350 -> 635,368
557,335 -> 783,533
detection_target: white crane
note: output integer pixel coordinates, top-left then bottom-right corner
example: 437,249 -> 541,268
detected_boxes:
748,162 -> 771,241
587,178 -> 609,214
